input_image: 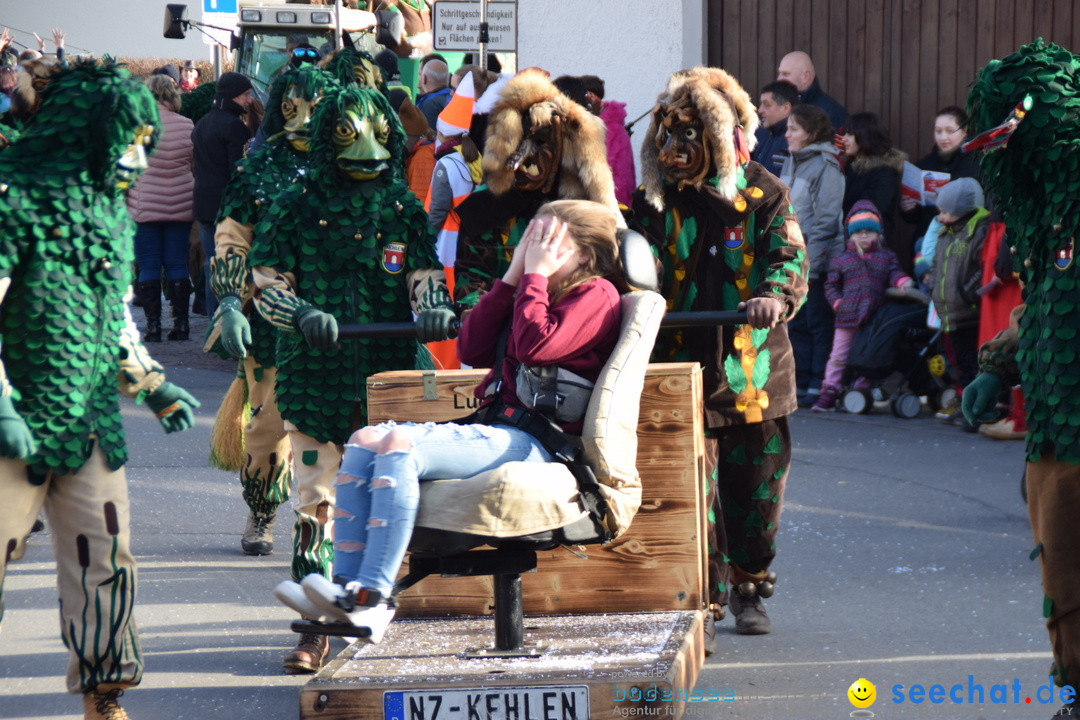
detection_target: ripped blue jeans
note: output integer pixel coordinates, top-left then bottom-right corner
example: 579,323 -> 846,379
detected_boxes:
333,421 -> 553,593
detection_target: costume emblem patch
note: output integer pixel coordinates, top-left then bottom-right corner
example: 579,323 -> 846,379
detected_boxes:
724,228 -> 744,250
1055,237 -> 1074,270
382,242 -> 407,274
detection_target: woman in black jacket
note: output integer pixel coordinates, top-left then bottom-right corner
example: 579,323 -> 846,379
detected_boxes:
900,105 -> 981,240
841,113 -> 906,244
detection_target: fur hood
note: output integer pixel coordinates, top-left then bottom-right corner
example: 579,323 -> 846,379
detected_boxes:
849,147 -> 907,175
482,68 -> 617,213
641,66 -> 759,210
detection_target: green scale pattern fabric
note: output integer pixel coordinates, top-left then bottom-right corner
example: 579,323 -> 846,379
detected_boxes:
967,39 -> 1080,463
0,60 -> 161,483
250,175 -> 438,445
214,141 -> 310,367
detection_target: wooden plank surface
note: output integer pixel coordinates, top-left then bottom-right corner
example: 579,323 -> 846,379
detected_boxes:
365,363 -> 707,617
300,611 -> 705,720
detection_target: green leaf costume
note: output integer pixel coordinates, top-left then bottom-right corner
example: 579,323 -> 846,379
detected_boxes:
0,59 -> 164,483
250,85 -> 447,445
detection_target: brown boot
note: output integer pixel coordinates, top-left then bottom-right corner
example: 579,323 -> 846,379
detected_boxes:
283,632 -> 330,674
83,688 -> 129,720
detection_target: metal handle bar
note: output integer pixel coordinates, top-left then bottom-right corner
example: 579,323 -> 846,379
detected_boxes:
336,311 -> 750,340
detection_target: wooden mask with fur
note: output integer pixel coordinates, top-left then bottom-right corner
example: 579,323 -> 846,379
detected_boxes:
641,67 -> 759,210
482,68 -> 618,212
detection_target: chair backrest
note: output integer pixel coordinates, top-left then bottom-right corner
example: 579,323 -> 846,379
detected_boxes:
581,289 -> 666,538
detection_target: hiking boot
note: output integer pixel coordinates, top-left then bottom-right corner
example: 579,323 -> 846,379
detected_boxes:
282,632 -> 330,674
728,590 -> 771,635
812,385 -> 839,413
241,510 -> 274,556
83,688 -> 129,720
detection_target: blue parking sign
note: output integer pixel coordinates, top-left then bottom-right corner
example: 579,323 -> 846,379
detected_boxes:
204,0 -> 238,13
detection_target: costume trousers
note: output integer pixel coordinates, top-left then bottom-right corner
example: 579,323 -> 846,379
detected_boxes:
0,446 -> 142,694
703,417 -> 791,608
334,422 -> 552,593
240,356 -> 292,517
789,279 -> 835,391
823,326 -> 858,388
285,423 -> 341,582
1026,453 -> 1080,688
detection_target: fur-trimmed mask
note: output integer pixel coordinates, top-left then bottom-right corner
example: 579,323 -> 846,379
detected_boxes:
483,68 -> 618,212
641,67 -> 759,209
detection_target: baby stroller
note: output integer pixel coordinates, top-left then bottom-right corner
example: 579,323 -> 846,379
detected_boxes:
840,288 -> 950,418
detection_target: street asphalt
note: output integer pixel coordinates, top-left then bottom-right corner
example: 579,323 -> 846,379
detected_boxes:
0,308 -> 1052,719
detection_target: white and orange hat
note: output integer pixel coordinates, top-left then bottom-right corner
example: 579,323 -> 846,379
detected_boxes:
437,71 -> 476,138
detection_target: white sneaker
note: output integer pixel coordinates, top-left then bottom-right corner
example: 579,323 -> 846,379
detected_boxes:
345,602 -> 396,643
300,574 -> 350,623
274,580 -> 328,621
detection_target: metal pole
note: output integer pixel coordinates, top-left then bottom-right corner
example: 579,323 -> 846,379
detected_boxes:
477,0 -> 488,71
336,311 -> 749,339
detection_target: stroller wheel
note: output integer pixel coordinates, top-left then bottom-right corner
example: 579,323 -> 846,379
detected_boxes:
842,388 -> 873,414
891,392 -> 922,419
938,387 -> 958,411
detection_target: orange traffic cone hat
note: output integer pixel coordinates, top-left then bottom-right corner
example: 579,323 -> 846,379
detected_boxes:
437,71 -> 476,137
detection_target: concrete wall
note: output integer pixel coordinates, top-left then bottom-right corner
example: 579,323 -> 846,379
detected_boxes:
516,0 -> 707,182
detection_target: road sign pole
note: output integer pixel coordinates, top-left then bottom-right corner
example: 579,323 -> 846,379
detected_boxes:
478,0 -> 487,71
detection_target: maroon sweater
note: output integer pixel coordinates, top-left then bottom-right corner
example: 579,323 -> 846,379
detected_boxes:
457,274 -> 622,432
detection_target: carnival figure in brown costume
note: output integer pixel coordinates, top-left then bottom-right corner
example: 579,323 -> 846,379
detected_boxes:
453,67 -> 619,307
630,67 -> 808,635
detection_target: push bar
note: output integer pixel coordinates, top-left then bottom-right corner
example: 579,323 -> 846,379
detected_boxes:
337,311 -> 750,340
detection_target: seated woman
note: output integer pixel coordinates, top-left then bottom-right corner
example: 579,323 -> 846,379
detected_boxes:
275,200 -> 626,642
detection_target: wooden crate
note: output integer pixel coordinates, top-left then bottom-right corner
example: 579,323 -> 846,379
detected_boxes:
300,611 -> 706,720
365,363 -> 707,616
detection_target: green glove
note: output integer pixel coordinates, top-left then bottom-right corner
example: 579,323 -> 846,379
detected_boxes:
416,308 -> 457,343
296,308 -> 338,350
145,382 -> 201,434
0,395 -> 36,459
961,373 -> 1002,425
218,296 -> 252,360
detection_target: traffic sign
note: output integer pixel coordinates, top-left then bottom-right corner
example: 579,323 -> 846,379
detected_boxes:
204,0 -> 238,13
432,1 -> 517,53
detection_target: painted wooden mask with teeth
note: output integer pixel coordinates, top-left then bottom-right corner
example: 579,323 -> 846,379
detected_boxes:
505,100 -> 564,194
654,101 -> 713,189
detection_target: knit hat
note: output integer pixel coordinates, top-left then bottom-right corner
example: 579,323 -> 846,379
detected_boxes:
436,71 -> 475,137
215,71 -> 253,101
935,177 -> 984,217
846,202 -> 884,236
374,49 -> 399,82
397,96 -> 430,137
152,64 -> 180,84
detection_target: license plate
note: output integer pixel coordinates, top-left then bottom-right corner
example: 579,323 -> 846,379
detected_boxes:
384,685 -> 590,720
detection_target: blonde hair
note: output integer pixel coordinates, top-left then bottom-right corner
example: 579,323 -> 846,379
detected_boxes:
534,199 -> 626,301
144,73 -> 182,113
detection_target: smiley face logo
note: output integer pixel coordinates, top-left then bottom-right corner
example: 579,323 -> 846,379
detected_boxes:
847,678 -> 876,709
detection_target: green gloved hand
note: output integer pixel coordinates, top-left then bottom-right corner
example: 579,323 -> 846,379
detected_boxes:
145,382 -> 201,434
416,308 -> 457,343
296,308 -> 338,350
0,395 -> 36,459
218,296 -> 252,360
961,372 -> 1002,425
